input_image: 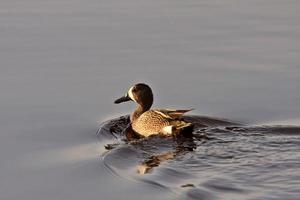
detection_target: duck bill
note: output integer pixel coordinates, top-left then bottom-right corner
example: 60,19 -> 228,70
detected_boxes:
114,95 -> 131,104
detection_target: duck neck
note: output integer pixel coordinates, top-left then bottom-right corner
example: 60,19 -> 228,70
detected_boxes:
131,103 -> 151,122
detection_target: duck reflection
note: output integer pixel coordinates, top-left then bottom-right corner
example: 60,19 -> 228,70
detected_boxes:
122,126 -> 208,174
100,115 -> 225,175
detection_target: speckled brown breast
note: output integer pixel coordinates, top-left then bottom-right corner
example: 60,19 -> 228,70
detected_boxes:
132,110 -> 171,137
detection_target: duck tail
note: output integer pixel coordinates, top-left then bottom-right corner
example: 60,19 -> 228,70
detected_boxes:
171,121 -> 194,134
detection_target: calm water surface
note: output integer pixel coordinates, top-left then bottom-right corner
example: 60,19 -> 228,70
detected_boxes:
0,0 -> 300,199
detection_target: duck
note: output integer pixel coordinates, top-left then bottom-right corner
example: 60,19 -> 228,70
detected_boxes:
114,83 -> 194,137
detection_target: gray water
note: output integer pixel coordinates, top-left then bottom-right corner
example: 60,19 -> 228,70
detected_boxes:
0,0 -> 300,199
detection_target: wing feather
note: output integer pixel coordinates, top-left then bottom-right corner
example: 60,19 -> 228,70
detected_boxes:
153,108 -> 194,119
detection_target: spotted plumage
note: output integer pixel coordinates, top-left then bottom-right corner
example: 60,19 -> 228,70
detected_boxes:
114,83 -> 194,137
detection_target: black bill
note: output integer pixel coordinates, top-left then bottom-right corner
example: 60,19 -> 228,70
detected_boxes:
114,94 -> 131,104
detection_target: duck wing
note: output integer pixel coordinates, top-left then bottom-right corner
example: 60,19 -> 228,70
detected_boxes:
153,109 -> 194,119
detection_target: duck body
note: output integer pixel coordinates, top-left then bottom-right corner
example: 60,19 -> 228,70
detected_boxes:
132,109 -> 193,137
114,83 -> 194,137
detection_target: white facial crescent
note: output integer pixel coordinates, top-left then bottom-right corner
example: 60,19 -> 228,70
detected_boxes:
128,86 -> 136,102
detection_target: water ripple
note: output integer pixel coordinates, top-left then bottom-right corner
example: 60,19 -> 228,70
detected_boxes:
97,115 -> 300,199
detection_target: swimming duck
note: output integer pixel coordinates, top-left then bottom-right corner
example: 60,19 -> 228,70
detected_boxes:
114,83 -> 194,137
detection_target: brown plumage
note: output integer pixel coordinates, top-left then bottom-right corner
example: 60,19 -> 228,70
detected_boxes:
114,83 -> 194,137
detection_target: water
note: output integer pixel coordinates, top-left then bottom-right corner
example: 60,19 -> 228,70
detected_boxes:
98,116 -> 300,200
0,0 -> 300,199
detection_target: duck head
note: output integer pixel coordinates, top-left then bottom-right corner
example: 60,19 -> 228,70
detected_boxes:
114,83 -> 153,109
